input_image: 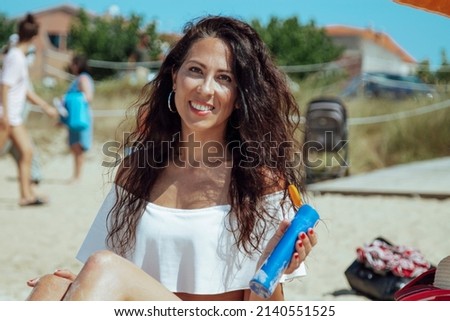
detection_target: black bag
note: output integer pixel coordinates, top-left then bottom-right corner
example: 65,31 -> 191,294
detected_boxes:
345,258 -> 412,300
345,237 -> 414,300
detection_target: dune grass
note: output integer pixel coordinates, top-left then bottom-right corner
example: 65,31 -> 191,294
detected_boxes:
343,95 -> 450,174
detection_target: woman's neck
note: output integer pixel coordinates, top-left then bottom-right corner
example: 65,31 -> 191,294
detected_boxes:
177,131 -> 230,166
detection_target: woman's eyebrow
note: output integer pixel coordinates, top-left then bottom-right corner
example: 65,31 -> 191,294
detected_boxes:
186,59 -> 233,74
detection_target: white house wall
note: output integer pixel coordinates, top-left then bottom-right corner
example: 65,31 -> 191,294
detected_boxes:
361,39 -> 415,75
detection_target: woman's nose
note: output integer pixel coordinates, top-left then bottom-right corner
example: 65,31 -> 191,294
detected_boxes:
197,77 -> 215,96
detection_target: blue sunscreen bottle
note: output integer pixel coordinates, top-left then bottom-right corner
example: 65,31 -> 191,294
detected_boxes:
249,204 -> 320,299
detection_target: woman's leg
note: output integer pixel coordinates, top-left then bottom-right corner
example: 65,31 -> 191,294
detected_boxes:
10,141 -> 43,185
63,250 -> 181,301
9,125 -> 35,204
70,143 -> 84,181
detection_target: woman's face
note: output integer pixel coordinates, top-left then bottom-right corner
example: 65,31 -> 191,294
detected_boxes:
172,37 -> 238,140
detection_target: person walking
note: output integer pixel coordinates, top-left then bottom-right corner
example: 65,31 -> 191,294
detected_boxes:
0,14 -> 57,206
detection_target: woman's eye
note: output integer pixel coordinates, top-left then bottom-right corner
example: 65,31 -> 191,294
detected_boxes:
189,66 -> 202,74
218,74 -> 232,83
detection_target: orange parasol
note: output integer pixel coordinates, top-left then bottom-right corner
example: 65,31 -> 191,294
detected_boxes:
393,0 -> 450,17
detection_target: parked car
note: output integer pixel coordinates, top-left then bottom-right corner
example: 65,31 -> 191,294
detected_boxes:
343,72 -> 435,100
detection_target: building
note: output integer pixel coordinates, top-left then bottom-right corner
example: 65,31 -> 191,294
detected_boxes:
325,25 -> 417,77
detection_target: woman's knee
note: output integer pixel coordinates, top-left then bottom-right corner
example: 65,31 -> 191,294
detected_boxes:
71,143 -> 83,155
17,146 -> 33,163
65,251 -> 128,300
83,250 -> 121,274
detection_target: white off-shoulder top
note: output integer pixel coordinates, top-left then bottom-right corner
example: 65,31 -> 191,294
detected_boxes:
77,185 -> 306,294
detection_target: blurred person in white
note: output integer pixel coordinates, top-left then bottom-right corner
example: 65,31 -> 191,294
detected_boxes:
0,14 -> 57,206
1,33 -> 43,186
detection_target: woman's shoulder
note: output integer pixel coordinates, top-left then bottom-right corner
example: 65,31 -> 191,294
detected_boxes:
78,73 -> 94,86
4,47 -> 25,63
78,71 -> 92,79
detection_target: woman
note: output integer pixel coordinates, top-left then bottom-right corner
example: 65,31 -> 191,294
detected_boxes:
0,14 -> 57,206
27,16 -> 317,300
64,54 -> 94,182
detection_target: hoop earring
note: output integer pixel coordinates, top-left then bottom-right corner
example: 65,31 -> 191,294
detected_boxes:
167,90 -> 177,113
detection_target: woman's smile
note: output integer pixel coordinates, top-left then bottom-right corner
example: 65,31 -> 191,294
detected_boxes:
190,100 -> 215,113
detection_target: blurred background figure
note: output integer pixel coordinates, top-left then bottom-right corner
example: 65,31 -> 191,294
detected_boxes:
62,54 -> 94,183
0,14 -> 57,206
132,32 -> 151,63
0,33 -> 43,187
127,32 -> 154,84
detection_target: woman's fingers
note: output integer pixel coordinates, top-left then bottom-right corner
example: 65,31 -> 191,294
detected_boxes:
285,238 -> 306,274
27,269 -> 76,288
53,269 -> 77,281
27,277 -> 40,287
285,228 -> 318,274
259,220 -> 318,275
308,228 -> 318,246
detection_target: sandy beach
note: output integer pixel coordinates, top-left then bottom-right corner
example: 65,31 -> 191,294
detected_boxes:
1,141 -> 449,301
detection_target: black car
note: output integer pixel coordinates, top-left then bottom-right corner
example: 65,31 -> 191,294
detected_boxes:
343,72 -> 435,100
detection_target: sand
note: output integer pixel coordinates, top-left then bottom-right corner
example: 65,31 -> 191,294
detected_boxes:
1,142 -> 449,301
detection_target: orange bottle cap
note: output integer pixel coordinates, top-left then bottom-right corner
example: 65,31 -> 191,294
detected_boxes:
288,184 -> 302,208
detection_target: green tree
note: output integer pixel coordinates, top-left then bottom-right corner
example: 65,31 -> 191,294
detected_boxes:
416,59 -> 435,83
68,9 -> 160,79
0,13 -> 17,51
251,16 -> 343,79
435,49 -> 450,84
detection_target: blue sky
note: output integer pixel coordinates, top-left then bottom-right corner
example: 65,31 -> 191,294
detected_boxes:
2,0 -> 449,68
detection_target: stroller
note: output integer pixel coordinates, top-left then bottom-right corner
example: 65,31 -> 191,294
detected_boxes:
303,96 -> 349,183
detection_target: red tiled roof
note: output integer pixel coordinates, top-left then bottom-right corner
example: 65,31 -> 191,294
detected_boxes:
325,25 -> 416,64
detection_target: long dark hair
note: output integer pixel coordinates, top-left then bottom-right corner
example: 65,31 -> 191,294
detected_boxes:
108,15 -> 305,256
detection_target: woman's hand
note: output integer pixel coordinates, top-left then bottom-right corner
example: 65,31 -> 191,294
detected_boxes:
0,116 -> 10,133
0,116 -> 10,141
248,221 -> 318,301
27,269 -> 77,288
44,104 -> 59,119
257,220 -> 318,274
285,227 -> 317,274
26,270 -> 77,300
